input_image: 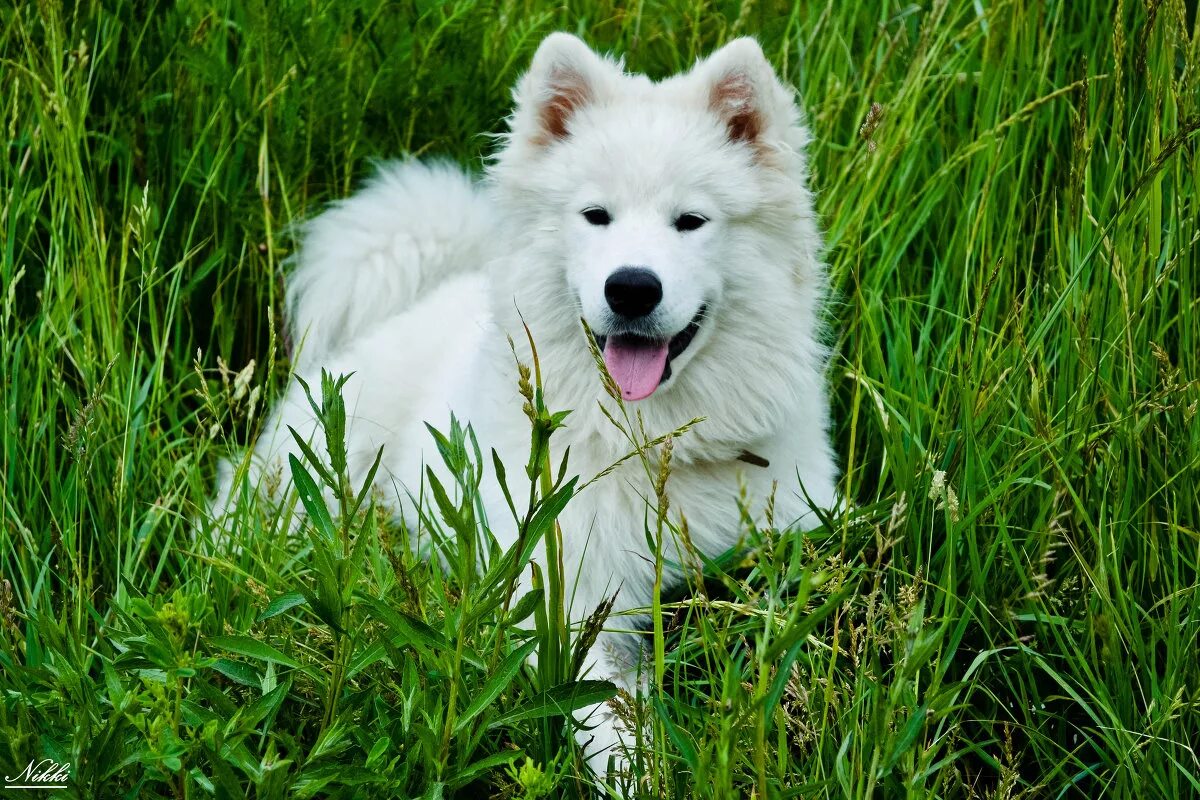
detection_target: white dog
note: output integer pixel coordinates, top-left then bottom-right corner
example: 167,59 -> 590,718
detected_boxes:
216,33 -> 836,787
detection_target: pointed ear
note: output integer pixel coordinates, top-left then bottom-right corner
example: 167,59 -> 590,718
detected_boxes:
513,33 -> 616,146
695,38 -> 797,154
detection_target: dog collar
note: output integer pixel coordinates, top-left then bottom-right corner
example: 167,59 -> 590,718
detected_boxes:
737,450 -> 770,468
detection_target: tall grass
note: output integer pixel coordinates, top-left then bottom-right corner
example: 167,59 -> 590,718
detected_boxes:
2,1 -> 1198,798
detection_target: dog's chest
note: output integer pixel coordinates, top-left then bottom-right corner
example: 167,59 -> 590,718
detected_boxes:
556,457 -> 772,555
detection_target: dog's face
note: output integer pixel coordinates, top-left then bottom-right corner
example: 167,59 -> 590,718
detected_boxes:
556,114 -> 737,401
492,34 -> 820,407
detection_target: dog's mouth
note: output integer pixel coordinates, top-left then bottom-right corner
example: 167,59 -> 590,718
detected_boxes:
593,305 -> 706,401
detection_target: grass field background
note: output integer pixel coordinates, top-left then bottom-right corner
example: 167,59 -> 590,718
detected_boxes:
2,1 -> 1199,797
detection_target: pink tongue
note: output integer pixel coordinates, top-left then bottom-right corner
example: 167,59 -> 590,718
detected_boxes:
603,338 -> 670,401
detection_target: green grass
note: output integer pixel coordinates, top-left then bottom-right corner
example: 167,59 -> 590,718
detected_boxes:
2,1 -> 1199,797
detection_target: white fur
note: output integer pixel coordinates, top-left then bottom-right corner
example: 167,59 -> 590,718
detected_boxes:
286,160 -> 497,367
213,34 -> 837,790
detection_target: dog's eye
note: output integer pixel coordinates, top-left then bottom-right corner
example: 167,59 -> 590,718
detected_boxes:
582,207 -> 612,226
674,213 -> 708,232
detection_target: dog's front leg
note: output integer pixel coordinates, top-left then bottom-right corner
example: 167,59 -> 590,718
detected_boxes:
571,629 -> 648,794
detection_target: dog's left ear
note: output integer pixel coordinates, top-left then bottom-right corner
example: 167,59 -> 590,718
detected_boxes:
694,38 -> 798,155
512,33 -> 619,146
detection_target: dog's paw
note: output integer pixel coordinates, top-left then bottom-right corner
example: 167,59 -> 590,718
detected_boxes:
575,699 -> 638,797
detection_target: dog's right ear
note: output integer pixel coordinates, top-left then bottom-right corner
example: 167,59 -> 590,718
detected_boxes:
512,33 -> 616,146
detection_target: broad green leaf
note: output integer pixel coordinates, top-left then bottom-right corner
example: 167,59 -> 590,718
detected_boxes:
349,444 -> 385,519
447,749 -> 523,789
366,736 -> 391,767
347,641 -> 388,679
425,466 -> 463,533
285,422 -> 335,489
364,597 -> 449,652
257,591 -> 308,621
212,658 -> 261,687
491,447 -> 519,522
510,477 -> 577,571
288,452 -> 337,543
506,589 -> 542,626
652,694 -> 698,768
300,586 -> 344,634
240,677 -> 293,729
885,703 -> 929,769
455,637 -> 537,732
211,635 -> 304,671
489,679 -> 616,728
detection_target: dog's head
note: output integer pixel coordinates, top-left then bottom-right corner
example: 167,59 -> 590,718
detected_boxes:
490,34 -> 825,438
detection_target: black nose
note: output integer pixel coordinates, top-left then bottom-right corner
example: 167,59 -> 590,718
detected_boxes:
605,267 -> 662,319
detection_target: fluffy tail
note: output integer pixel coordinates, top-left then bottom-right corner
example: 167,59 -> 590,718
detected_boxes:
286,160 -> 496,366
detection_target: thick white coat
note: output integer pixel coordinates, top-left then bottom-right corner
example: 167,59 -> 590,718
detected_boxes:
213,33 -> 837,786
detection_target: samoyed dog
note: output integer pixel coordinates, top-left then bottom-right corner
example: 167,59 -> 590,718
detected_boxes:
215,33 -> 836,786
